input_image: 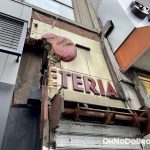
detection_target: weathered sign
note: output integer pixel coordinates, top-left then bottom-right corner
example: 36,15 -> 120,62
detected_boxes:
50,68 -> 119,99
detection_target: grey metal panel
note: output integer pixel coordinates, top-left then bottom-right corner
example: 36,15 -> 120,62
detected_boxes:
57,120 -> 141,138
0,54 -> 21,84
55,120 -> 142,149
0,0 -> 23,19
0,82 -> 14,150
0,0 -> 32,26
19,3 -> 32,28
98,0 -> 135,52
0,53 -> 7,80
144,134 -> 150,150
56,135 -> 142,149
1,107 -> 41,150
17,22 -> 28,55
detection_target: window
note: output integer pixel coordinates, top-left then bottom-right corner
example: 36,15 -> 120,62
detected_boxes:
138,73 -> 150,98
25,0 -> 75,21
55,0 -> 73,7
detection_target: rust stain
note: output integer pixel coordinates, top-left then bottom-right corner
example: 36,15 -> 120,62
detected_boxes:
40,84 -> 49,138
50,94 -> 63,130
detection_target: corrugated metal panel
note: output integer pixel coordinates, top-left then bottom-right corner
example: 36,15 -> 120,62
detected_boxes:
0,14 -> 23,50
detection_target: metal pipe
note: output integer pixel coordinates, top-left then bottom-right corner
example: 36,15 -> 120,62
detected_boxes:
63,108 -> 147,124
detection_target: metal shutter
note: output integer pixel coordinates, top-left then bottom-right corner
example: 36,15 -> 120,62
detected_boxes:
0,13 -> 27,56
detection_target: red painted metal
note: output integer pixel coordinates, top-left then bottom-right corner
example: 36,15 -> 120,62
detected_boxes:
83,76 -> 100,95
61,70 -> 119,97
72,73 -> 84,92
106,81 -> 118,98
42,33 -> 77,62
61,70 -> 72,89
97,79 -> 105,96
62,100 -> 148,131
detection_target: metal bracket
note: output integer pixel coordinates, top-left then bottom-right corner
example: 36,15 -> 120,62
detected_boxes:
16,56 -> 20,63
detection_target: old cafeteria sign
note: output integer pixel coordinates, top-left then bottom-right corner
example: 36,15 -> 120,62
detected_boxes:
50,68 -> 119,99
41,33 -> 125,107
61,70 -> 118,98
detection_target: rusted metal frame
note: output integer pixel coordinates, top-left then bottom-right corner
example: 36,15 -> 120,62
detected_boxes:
62,101 -> 148,127
104,107 -> 113,124
74,103 -> 80,121
48,94 -> 150,134
139,110 -> 150,135
128,109 -> 138,127
63,108 -> 147,123
64,108 -> 105,118
50,94 -> 63,130
79,106 -> 146,117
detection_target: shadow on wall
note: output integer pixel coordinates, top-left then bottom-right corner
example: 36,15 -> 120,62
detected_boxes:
1,107 -> 41,150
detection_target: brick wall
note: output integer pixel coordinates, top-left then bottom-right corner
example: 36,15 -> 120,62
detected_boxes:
32,11 -> 100,41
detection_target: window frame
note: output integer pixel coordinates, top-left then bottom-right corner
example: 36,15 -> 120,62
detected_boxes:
24,0 -> 75,21
134,70 -> 150,107
53,0 -> 73,8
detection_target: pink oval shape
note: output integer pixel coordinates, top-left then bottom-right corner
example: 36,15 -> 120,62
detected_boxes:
42,33 -> 77,62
